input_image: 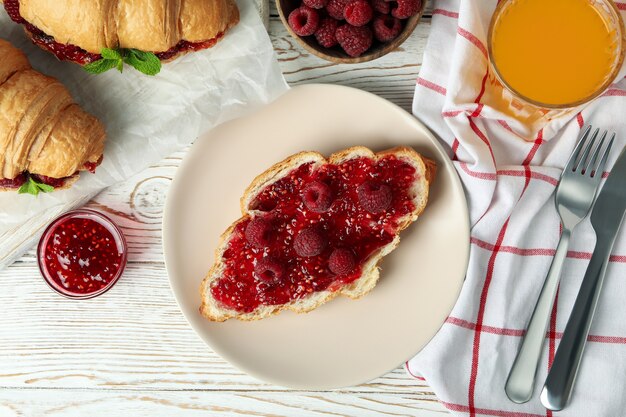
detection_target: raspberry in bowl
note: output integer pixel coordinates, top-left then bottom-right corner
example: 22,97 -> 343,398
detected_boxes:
37,209 -> 128,299
277,0 -> 425,63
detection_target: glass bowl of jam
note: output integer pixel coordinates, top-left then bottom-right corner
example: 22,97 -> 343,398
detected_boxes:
37,209 -> 128,299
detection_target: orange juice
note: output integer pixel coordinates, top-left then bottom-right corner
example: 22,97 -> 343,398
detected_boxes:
489,0 -> 623,107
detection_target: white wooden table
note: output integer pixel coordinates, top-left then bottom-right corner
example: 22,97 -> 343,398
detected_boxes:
0,5 -> 451,416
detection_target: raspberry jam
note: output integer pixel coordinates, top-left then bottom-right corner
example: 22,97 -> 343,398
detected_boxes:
155,34 -> 222,60
1,172 -> 72,189
3,0 -> 24,23
0,172 -> 27,188
83,156 -> 103,174
28,27 -> 101,65
210,155 -> 419,313
38,210 -> 127,299
0,158 -> 102,189
31,174 -> 70,188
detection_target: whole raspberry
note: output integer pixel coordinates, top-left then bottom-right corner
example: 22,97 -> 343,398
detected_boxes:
373,15 -> 403,42
371,0 -> 390,14
294,227 -> 327,257
315,17 -> 340,48
302,181 -> 334,212
303,0 -> 328,9
357,180 -> 392,213
326,0 -> 351,20
254,257 -> 285,283
391,0 -> 421,19
344,0 -> 373,27
245,218 -> 273,248
335,24 -> 373,57
3,0 -> 25,23
328,248 -> 356,275
288,6 -> 321,36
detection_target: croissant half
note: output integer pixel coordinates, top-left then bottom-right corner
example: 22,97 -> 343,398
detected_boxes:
0,39 -> 105,191
1,0 -> 240,65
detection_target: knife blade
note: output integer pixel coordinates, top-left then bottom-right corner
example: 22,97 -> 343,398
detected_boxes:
541,143 -> 626,411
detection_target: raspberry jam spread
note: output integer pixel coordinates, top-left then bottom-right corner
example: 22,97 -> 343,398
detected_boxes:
38,210 -> 127,299
0,159 -> 102,189
0,172 -> 68,189
29,28 -> 101,65
210,155 -> 418,313
0,172 -> 27,188
155,34 -> 223,60
83,156 -> 104,174
4,0 -> 222,64
31,174 -> 68,188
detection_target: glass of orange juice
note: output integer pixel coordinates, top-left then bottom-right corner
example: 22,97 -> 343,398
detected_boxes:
488,0 -> 625,114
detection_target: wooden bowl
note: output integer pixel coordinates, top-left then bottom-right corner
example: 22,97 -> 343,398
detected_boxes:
276,0 -> 426,64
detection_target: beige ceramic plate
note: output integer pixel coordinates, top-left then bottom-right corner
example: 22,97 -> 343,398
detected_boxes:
163,84 -> 469,389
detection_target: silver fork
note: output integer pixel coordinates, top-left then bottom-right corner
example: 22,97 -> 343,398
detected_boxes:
505,126 -> 613,404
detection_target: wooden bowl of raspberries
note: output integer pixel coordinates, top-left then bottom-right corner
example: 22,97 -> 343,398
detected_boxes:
277,0 -> 425,63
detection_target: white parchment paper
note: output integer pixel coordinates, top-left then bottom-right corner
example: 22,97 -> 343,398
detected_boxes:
0,0 -> 288,267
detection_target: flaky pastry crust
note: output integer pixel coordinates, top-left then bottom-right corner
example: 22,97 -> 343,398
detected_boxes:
0,39 -> 105,184
16,0 -> 239,54
200,146 -> 436,321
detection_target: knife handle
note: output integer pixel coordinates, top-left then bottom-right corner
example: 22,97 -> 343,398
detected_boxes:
540,240 -> 612,411
505,230 -> 570,404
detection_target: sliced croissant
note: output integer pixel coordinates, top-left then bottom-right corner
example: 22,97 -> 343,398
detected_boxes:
200,147 -> 435,321
0,39 -> 105,191
2,0 -> 239,64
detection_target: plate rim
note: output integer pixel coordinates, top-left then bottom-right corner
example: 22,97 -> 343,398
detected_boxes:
162,83 -> 470,389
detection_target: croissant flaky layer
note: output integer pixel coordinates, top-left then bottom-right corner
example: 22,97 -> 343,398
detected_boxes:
11,0 -> 239,56
0,39 -> 105,188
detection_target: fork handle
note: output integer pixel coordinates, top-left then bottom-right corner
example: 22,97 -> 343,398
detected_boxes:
505,229 -> 571,404
540,239 -> 612,411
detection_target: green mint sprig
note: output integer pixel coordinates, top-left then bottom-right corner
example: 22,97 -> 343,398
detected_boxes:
83,48 -> 161,76
18,177 -> 55,196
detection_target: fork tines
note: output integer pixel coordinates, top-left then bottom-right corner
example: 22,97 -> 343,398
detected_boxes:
570,125 -> 615,178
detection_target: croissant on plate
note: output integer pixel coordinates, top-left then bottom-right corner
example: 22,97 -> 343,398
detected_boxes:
0,39 -> 105,192
1,0 -> 240,65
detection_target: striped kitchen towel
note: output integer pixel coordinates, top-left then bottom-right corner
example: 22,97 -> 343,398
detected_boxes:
407,1 -> 626,416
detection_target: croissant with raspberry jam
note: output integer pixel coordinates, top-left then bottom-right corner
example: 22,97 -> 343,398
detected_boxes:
2,0 -> 239,65
0,39 -> 105,193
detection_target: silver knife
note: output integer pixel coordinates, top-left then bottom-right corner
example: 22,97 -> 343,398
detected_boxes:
541,142 -> 626,411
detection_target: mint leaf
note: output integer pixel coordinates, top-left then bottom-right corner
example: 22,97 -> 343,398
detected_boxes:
83,48 -> 161,75
101,47 -> 122,60
18,177 -> 54,196
83,58 -> 120,74
123,49 -> 161,76
37,182 -> 55,193
17,178 -> 38,195
83,48 -> 123,75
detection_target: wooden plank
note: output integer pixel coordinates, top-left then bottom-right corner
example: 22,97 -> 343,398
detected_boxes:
0,261 -> 436,395
0,389 -> 448,416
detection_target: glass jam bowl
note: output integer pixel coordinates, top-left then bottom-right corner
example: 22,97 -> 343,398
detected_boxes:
37,209 -> 128,299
